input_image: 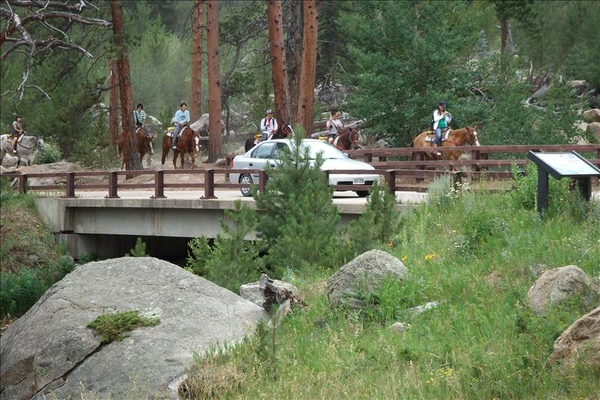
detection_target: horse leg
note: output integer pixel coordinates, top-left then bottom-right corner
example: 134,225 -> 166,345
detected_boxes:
190,151 -> 196,169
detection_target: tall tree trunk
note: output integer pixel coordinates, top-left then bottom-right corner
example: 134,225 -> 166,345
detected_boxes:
285,0 -> 303,126
109,59 -> 119,148
206,0 -> 222,162
190,0 -> 204,122
110,0 -> 141,171
267,0 -> 290,125
499,16 -> 513,79
297,0 -> 318,137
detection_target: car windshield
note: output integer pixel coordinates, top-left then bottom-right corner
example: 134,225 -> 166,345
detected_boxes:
298,141 -> 346,160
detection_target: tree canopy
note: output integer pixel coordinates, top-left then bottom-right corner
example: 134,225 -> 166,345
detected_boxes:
1,0 -> 598,166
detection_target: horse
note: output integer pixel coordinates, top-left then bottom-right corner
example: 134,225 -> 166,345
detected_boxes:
244,134 -> 263,152
333,128 -> 360,151
117,127 -> 155,169
0,134 -> 45,168
270,123 -> 294,139
161,126 -> 200,169
411,126 -> 480,171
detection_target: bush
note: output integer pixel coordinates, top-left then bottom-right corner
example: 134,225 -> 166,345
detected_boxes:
253,131 -> 341,275
35,141 -> 62,164
186,201 -> 263,292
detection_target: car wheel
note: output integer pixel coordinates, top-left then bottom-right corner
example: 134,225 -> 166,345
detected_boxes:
355,190 -> 369,198
240,174 -> 253,197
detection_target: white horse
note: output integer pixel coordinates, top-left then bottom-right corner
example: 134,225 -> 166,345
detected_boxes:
0,134 -> 45,168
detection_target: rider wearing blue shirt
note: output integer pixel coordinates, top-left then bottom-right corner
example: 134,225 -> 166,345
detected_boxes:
172,103 -> 190,149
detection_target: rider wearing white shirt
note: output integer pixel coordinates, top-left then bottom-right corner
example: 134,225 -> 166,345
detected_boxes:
260,109 -> 278,141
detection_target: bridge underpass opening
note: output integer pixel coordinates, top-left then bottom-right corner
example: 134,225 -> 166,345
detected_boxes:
63,233 -> 197,266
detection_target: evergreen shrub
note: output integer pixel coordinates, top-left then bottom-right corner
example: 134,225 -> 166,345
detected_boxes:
253,131 -> 341,276
35,141 -> 62,164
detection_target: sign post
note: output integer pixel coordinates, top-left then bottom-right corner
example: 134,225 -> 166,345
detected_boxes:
527,151 -> 600,214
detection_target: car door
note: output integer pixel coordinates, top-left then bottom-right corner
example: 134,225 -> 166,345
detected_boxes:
248,141 -> 277,180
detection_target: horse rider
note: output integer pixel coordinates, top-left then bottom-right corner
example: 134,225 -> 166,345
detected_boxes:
171,102 -> 190,150
260,109 -> 278,141
135,103 -> 152,153
432,100 -> 451,156
326,110 -> 344,144
134,103 -> 146,130
10,115 -> 26,154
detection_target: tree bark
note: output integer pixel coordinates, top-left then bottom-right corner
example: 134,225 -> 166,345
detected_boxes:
297,0 -> 318,137
110,0 -> 141,171
267,0 -> 290,125
285,0 -> 303,126
190,0 -> 204,122
206,0 -> 222,162
109,60 -> 119,148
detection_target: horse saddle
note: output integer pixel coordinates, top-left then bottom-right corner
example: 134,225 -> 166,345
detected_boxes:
425,129 -> 451,143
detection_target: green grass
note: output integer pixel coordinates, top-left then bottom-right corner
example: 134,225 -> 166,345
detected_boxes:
87,310 -> 160,344
183,176 -> 600,399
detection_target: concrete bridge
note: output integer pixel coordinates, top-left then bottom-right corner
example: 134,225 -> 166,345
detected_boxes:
34,189 -> 426,262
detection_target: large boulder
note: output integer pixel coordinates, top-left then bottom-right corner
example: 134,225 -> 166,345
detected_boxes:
585,122 -> 600,142
582,108 -> 600,123
327,249 -> 410,308
0,257 -> 267,400
550,306 -> 600,367
526,265 -> 600,314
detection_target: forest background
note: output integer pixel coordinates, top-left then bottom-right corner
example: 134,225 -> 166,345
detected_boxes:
1,0 -> 599,169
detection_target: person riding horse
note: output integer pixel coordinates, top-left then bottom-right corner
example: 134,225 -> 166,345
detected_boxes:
10,116 -> 26,154
432,100 -> 451,156
171,102 -> 190,150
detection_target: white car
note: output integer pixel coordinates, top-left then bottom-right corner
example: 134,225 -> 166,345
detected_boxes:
230,138 -> 380,197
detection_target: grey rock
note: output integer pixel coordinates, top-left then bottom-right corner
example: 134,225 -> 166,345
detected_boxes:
327,249 -> 410,308
582,108 -> 600,123
0,257 -> 268,400
407,301 -> 439,315
585,122 -> 600,142
527,265 -> 600,314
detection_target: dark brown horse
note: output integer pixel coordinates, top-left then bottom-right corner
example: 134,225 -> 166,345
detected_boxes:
244,134 -> 263,152
270,123 -> 294,139
161,126 -> 200,169
411,126 -> 480,170
118,127 -> 155,169
334,128 -> 360,151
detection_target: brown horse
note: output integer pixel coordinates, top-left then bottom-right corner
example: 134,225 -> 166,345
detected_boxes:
118,127 -> 155,169
270,123 -> 294,139
161,126 -> 200,169
411,126 -> 480,170
334,128 -> 360,151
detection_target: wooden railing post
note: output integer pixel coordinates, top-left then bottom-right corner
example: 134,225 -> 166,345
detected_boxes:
258,170 -> 267,193
65,172 -> 75,198
384,170 -> 396,195
18,175 -> 27,194
202,169 -> 217,199
152,170 -> 166,198
105,171 -> 120,199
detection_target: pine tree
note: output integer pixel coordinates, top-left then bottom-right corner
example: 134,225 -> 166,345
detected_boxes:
254,132 -> 341,275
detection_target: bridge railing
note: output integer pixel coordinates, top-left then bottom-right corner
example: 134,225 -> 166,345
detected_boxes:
2,144 -> 599,198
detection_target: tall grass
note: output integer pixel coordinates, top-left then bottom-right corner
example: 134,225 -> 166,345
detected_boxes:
184,173 -> 600,399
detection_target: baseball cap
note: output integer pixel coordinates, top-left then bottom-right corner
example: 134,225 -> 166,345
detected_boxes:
266,109 -> 273,115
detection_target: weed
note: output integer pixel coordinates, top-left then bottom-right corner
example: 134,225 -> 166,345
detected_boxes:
127,237 -> 148,257
87,310 -> 160,344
